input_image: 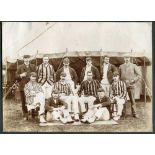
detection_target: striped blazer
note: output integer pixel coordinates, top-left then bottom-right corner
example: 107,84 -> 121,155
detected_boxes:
54,81 -> 72,96
37,63 -> 55,85
110,80 -> 127,99
79,80 -> 100,97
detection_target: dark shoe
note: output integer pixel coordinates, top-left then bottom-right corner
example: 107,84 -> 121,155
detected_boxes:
23,113 -> 29,120
85,120 -> 91,124
133,114 -> 139,118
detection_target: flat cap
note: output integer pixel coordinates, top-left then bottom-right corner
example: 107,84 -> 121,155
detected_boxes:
60,72 -> 67,77
30,72 -> 37,77
52,89 -> 59,94
97,87 -> 105,92
86,57 -> 92,61
113,71 -> 120,76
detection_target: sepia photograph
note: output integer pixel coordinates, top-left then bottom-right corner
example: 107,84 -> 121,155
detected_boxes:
2,22 -> 152,132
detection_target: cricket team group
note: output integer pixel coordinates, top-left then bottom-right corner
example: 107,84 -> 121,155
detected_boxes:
16,54 -> 141,125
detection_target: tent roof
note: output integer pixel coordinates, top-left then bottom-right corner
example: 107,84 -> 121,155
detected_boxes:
5,51 -> 151,66
36,51 -> 147,58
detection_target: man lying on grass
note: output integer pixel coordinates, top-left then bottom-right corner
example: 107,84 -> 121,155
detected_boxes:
45,89 -> 74,124
81,88 -> 111,124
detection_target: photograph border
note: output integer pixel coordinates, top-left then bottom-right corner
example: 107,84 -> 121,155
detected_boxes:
0,21 -> 154,134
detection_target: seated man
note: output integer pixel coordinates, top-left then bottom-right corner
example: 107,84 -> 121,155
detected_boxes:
110,71 -> 127,121
78,71 -> 100,115
45,89 -> 74,124
54,72 -> 80,121
81,88 -> 110,124
24,72 -> 46,124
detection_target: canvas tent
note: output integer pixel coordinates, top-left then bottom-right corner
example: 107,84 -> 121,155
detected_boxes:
2,22 -> 152,100
4,50 -> 151,100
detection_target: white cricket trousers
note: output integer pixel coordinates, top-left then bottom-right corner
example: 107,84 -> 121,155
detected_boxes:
79,96 -> 96,113
42,82 -> 53,99
59,95 -> 79,114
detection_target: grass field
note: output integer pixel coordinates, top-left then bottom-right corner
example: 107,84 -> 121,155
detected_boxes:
3,99 -> 152,132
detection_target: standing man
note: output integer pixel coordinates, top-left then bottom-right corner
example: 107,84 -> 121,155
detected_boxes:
119,55 -> 141,118
16,55 -> 36,120
56,57 -> 78,93
37,55 -> 55,99
80,57 -> 100,82
100,55 -> 117,96
78,71 -> 101,115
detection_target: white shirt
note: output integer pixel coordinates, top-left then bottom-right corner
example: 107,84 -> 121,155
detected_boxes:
63,67 -> 72,80
102,63 -> 109,84
83,65 -> 92,81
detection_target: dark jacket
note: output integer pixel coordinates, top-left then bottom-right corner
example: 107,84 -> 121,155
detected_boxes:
56,66 -> 78,84
100,63 -> 117,84
45,97 -> 66,112
16,64 -> 36,91
80,65 -> 100,82
94,96 -> 111,107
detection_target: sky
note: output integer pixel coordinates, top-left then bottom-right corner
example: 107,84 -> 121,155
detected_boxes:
2,22 -> 152,63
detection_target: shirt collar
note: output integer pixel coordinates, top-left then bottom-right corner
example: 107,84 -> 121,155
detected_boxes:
24,64 -> 30,68
43,63 -> 49,67
125,62 -> 131,66
30,81 -> 37,85
86,64 -> 92,68
86,79 -> 93,83
103,63 -> 109,66
59,80 -> 67,85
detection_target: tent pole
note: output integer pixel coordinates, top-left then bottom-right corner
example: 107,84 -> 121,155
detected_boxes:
36,57 -> 37,67
17,59 -> 18,69
144,56 -> 146,105
36,50 -> 38,67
